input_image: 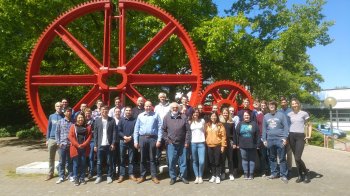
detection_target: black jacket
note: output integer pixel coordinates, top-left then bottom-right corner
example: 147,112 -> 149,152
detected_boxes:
94,116 -> 117,148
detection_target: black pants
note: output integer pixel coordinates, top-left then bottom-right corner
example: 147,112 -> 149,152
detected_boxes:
139,136 -> 157,178
221,145 -> 234,175
289,132 -> 307,176
208,146 -> 221,177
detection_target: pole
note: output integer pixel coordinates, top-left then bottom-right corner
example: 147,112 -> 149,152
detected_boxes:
329,105 -> 334,149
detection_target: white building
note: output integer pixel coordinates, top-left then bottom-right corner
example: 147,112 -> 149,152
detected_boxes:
308,88 -> 350,130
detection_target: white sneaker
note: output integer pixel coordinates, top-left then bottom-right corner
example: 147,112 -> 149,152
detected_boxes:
209,176 -> 216,183
94,177 -> 102,184
107,177 -> 113,184
229,174 -> 235,181
216,177 -> 221,184
194,177 -> 199,184
56,178 -> 64,184
69,176 -> 75,182
198,177 -> 203,184
220,173 -> 225,180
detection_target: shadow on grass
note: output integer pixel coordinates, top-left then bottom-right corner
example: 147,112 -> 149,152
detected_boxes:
0,137 -> 46,150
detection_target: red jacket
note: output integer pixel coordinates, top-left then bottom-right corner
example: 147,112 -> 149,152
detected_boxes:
68,125 -> 92,158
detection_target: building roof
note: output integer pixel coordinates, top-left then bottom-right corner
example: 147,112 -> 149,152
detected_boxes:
314,88 -> 350,109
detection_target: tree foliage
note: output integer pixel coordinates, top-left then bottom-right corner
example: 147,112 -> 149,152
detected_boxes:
0,0 -> 332,126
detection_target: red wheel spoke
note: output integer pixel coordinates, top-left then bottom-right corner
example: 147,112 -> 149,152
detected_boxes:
211,90 -> 223,102
128,74 -> 198,85
125,22 -> 177,73
73,85 -> 101,111
227,90 -> 239,100
31,75 -> 96,86
54,25 -> 102,73
124,84 -> 143,101
103,3 -> 112,68
118,3 -> 126,66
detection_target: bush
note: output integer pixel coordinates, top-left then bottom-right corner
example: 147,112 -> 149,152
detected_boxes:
309,130 -> 325,147
16,126 -> 43,139
0,128 -> 11,137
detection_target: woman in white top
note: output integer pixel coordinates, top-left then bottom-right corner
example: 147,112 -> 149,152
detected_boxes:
288,98 -> 312,183
189,107 -> 206,184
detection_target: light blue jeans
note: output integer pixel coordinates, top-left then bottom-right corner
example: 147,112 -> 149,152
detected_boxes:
191,142 -> 205,177
167,143 -> 188,180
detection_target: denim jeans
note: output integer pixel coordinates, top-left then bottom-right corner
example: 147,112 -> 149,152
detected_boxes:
72,148 -> 86,180
119,140 -> 135,176
58,145 -> 72,179
88,141 -> 95,176
258,141 -> 270,175
267,139 -> 288,178
97,145 -> 113,178
191,142 -> 205,177
167,143 -> 188,180
240,148 -> 256,175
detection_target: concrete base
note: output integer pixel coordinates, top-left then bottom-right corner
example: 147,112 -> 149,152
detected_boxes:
16,161 -> 59,175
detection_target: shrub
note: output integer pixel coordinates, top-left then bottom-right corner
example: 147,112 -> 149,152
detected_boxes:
0,128 -> 11,137
309,130 -> 325,147
16,126 -> 43,139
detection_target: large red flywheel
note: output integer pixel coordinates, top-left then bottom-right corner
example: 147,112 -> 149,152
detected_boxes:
26,0 -> 202,133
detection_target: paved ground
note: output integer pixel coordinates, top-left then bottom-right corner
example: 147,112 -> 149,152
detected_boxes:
1,137 -> 350,196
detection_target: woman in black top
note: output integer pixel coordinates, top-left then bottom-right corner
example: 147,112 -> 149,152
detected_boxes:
234,111 -> 259,180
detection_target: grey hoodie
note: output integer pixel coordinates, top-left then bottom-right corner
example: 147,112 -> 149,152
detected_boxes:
262,111 -> 289,141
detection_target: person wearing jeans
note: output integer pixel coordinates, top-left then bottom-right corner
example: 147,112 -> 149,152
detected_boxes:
69,113 -> 92,186
189,108 -> 206,184
234,111 -> 259,180
262,100 -> 289,184
55,108 -> 73,184
288,98 -> 312,183
162,102 -> 191,185
93,105 -> 117,184
117,106 -> 137,183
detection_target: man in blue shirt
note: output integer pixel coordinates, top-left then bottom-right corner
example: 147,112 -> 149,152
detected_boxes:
45,102 -> 63,181
279,97 -> 293,174
134,101 -> 162,184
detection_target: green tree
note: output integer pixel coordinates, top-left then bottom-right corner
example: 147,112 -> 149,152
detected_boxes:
194,0 -> 332,102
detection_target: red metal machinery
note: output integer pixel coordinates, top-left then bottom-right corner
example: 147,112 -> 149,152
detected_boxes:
198,80 -> 254,114
25,0 -> 252,134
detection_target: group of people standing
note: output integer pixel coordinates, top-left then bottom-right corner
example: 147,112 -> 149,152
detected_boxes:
44,94 -> 312,186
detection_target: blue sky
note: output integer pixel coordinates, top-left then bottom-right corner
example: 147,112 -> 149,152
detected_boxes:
213,0 -> 350,90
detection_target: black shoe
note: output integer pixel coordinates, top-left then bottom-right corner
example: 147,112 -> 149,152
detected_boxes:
303,173 -> 310,183
182,178 -> 189,184
74,179 -> 80,186
295,175 -> 304,183
80,179 -> 86,185
169,179 -> 176,185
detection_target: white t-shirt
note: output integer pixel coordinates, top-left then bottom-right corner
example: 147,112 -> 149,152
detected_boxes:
190,119 -> 206,143
101,118 -> 109,146
288,110 -> 309,133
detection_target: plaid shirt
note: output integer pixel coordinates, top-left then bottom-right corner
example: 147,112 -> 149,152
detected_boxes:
55,118 -> 73,146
